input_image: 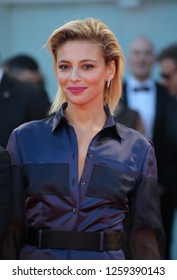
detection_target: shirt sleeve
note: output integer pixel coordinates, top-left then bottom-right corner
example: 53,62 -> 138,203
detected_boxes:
124,144 -> 165,259
1,130 -> 26,260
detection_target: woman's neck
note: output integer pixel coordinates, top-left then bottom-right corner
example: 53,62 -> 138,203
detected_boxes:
65,102 -> 107,133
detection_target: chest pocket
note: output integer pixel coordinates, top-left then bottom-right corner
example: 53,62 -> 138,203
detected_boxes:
23,163 -> 70,196
86,164 -> 137,209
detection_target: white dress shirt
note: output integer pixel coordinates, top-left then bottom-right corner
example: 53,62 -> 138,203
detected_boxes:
126,76 -> 156,139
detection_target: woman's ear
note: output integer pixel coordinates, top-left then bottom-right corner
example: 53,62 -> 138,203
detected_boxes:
106,60 -> 116,81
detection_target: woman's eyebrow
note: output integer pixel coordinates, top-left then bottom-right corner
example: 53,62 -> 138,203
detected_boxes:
57,59 -> 97,63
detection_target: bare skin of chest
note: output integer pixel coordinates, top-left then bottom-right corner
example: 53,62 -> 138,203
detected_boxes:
75,129 -> 97,183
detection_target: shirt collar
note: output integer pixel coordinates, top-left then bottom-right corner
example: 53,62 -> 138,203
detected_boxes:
52,102 -> 123,140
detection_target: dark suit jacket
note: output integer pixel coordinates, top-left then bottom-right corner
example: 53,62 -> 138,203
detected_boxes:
0,146 -> 12,252
114,105 -> 142,131
0,73 -> 50,148
162,97 -> 177,207
121,81 -> 170,185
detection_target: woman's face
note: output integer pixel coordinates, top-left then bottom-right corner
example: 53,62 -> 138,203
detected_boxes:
56,40 -> 114,107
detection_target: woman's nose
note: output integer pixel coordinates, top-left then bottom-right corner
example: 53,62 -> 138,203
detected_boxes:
70,68 -> 81,82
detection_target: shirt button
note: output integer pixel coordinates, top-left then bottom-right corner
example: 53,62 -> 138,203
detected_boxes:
72,208 -> 77,214
80,179 -> 86,186
88,153 -> 93,159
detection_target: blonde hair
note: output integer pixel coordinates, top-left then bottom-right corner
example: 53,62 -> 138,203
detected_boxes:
46,17 -> 124,114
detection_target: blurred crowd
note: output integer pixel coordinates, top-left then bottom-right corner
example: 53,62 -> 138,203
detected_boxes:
0,38 -> 177,259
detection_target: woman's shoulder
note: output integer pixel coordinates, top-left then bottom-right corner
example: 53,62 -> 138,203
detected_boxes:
13,115 -> 54,137
115,122 -> 153,150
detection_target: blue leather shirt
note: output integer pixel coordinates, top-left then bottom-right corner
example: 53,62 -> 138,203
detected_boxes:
6,103 -> 164,260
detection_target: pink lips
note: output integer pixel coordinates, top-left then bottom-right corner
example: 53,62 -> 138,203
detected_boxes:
67,86 -> 87,94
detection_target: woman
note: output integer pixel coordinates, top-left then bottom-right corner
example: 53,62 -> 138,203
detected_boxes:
0,146 -> 12,256
6,18 -> 164,260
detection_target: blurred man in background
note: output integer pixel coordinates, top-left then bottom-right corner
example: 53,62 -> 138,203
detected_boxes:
3,54 -> 45,87
122,36 -> 169,139
158,43 -> 177,98
122,36 -> 170,258
158,43 -> 177,259
0,55 -> 50,148
122,37 -> 169,173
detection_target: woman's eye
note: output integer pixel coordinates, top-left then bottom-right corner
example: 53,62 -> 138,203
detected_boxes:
58,65 -> 69,70
83,64 -> 94,69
